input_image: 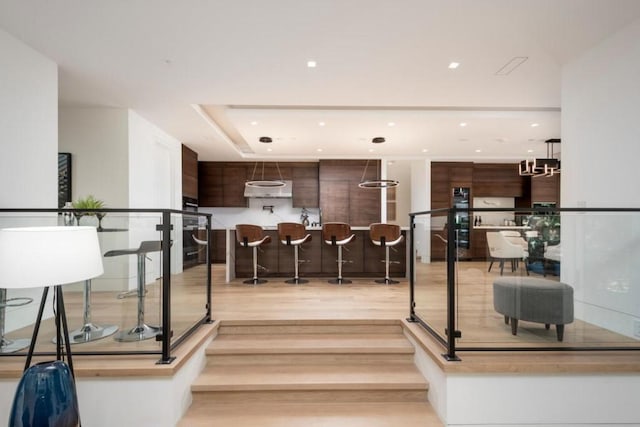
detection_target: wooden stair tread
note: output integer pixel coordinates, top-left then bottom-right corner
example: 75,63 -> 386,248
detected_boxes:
207,333 -> 414,354
179,402 -> 443,427
192,363 -> 427,390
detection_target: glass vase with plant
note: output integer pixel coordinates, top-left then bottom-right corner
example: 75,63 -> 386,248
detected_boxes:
72,195 -> 106,229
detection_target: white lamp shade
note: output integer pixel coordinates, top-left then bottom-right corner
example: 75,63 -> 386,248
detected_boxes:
0,226 -> 104,289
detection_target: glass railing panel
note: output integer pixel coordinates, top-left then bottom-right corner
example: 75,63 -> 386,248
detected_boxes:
453,209 -> 640,350
0,211 -> 167,357
169,212 -> 210,346
411,211 -> 449,343
0,213 -> 72,358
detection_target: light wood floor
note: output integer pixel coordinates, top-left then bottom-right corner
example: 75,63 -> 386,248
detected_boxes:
2,261 -> 639,376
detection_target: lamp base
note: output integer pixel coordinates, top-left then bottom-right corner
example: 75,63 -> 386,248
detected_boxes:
0,337 -> 30,354
67,323 -> 119,344
114,323 -> 160,342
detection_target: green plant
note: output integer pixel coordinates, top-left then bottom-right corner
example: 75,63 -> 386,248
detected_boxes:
72,195 -> 105,215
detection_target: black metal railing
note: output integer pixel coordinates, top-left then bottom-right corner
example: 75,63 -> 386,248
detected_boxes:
0,208 -> 212,364
409,207 -> 640,361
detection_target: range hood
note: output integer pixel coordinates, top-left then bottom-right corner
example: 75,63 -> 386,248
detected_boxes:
244,180 -> 293,198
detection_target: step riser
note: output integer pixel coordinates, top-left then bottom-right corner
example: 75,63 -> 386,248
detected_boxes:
207,353 -> 414,365
191,389 -> 428,403
218,324 -> 403,335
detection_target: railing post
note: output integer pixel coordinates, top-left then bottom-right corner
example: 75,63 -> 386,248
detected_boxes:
444,208 -> 461,361
407,215 -> 417,322
157,210 -> 175,364
206,214 -> 213,323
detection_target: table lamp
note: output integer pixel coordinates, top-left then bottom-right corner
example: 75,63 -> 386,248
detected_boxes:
0,226 -> 104,426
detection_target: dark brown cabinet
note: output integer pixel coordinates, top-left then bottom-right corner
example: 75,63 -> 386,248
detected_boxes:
319,160 -> 381,226
292,164 -> 319,208
182,145 -> 198,200
198,162 -> 248,208
472,164 -> 524,197
198,162 -> 223,207
531,173 -> 560,205
211,229 -> 226,264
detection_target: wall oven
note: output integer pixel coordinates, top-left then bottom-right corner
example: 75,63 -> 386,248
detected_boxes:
182,197 -> 200,268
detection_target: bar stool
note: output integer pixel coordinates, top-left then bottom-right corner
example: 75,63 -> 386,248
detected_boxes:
277,222 -> 312,284
104,240 -> 162,341
236,224 -> 271,284
369,223 -> 404,284
322,222 -> 356,284
0,288 -> 32,354
60,279 -> 119,344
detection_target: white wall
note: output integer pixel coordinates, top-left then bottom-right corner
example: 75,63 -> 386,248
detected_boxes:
0,29 -> 58,332
561,18 -> 640,338
59,107 -> 129,208
128,110 -> 184,278
0,28 -> 57,209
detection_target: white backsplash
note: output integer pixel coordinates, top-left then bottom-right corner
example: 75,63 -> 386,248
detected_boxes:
199,198 -> 321,229
472,197 -> 515,226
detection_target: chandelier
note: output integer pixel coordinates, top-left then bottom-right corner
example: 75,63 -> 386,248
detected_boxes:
519,138 -> 561,178
358,158 -> 399,189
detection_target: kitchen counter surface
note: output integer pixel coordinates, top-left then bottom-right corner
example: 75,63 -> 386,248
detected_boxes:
213,225 -> 410,231
473,225 -> 531,230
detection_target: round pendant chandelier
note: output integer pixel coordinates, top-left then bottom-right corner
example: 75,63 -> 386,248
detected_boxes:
358,154 -> 399,189
245,154 -> 287,188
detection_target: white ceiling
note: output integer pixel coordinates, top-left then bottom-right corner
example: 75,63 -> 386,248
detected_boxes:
1,0 -> 639,161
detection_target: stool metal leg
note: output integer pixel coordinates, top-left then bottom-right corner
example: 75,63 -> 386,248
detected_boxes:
65,280 -> 118,344
376,246 -> 399,284
244,246 -> 267,284
115,253 -> 160,341
329,246 -> 351,284
0,289 -> 30,354
286,245 -> 308,284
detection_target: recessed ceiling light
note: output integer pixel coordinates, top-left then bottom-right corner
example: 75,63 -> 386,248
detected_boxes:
388,161 -> 395,165
527,149 -> 534,153
387,122 -> 395,127
531,123 -> 539,127
250,121 -> 258,126
368,148 -> 375,153
475,149 -> 482,153
459,122 -> 467,127
317,148 -> 323,152
448,62 -> 460,69
307,60 -> 317,68
422,148 -> 429,153
318,121 -> 325,126
267,148 -> 273,152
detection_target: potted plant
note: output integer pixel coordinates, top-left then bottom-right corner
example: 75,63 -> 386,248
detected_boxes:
72,195 -> 106,229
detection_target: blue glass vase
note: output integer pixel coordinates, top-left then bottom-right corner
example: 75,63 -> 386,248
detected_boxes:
9,360 -> 79,427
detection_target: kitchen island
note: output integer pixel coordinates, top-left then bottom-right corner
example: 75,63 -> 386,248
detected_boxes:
222,226 -> 408,283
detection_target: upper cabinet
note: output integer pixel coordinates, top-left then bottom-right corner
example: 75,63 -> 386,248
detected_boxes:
472,164 -> 524,197
291,163 -> 319,208
530,173 -> 560,204
319,159 -> 381,225
181,145 -> 198,200
198,162 -> 247,207
197,161 -> 320,208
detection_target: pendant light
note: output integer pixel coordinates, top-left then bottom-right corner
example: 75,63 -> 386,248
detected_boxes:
245,136 -> 287,188
358,158 -> 399,189
519,139 -> 561,178
245,161 -> 286,188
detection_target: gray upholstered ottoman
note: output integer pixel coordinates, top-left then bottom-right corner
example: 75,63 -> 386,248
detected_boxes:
493,277 -> 574,341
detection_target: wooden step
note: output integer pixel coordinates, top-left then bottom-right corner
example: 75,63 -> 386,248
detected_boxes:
191,363 -> 428,403
178,402 -> 443,427
217,319 -> 403,335
208,332 -> 414,359
181,319 -> 436,424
